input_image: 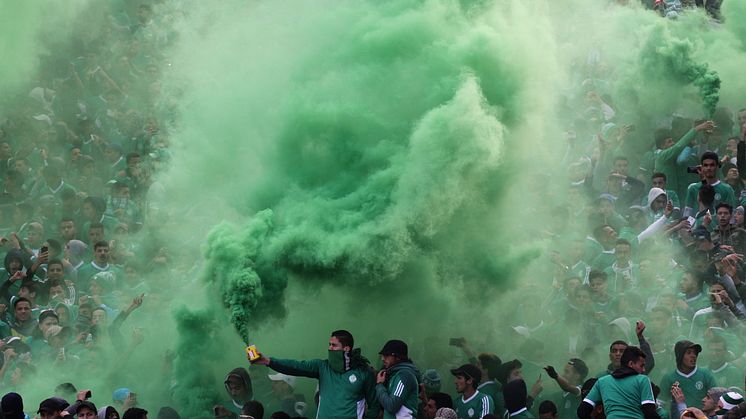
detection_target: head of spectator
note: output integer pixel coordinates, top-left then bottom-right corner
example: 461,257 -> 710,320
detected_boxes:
608,340 -> 628,370
27,222 -> 44,249
104,143 -> 124,164
715,203 -> 733,230
620,345 -> 646,374
434,407 -> 458,419
47,258 -> 65,281
82,197 -> 106,224
36,309 -> 59,337
477,353 -> 501,384
378,339 -> 409,370
156,407 -> 180,419
37,396 -> 69,419
651,172 -> 668,190
674,340 -> 702,374
98,405 -> 121,419
654,128 -> 674,150
496,359 -> 523,386
13,297 -> 33,324
564,358 -> 589,386
122,407 -> 148,419
74,401 -> 98,419
648,187 -> 668,215
716,392 -> 744,416
613,157 -> 629,177
65,240 -> 88,267
593,224 -> 618,250
225,368 -> 253,404
60,218 -> 78,242
701,387 -> 728,416
2,392 -> 25,419
700,152 -> 722,184
94,241 -> 110,266
451,364 -> 481,396
538,400 -> 558,419
55,303 -> 73,327
589,270 -> 609,300
424,392 -> 453,419
503,379 -> 528,415
267,373 -> 295,398
422,369 -> 442,396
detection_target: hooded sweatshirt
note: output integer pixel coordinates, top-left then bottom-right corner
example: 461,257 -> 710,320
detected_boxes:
658,341 -> 716,406
98,405 -> 119,419
646,188 -> 669,223
503,379 -> 532,419
375,361 -> 421,419
269,349 -> 379,419
221,368 -> 254,415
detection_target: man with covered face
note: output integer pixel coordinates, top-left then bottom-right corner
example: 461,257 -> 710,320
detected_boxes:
251,329 -> 379,419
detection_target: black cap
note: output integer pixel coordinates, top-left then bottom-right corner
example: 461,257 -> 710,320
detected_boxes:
674,340 -> 702,366
450,364 -> 482,384
379,340 -> 408,358
38,397 -> 69,413
74,401 -> 98,415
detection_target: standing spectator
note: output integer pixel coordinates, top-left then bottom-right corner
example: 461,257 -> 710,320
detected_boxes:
451,364 -> 494,419
374,339 -> 420,419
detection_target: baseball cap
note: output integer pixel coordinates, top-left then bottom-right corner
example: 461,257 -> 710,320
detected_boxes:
268,373 -> 296,389
37,397 -> 69,413
450,364 -> 481,384
378,340 -> 408,358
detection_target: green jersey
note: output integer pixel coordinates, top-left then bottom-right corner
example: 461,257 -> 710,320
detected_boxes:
710,362 -> 743,388
505,408 -> 534,419
477,381 -> 502,416
269,357 -> 378,419
453,390 -> 494,419
584,373 -> 656,419
654,129 -> 696,197
374,361 -> 420,419
659,367 -> 717,406
684,180 -> 736,215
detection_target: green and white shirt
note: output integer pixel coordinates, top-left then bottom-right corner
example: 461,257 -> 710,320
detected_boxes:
659,367 -> 717,406
453,391 -> 494,419
584,374 -> 656,419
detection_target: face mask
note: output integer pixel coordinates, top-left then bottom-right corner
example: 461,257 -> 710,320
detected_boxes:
328,350 -> 348,373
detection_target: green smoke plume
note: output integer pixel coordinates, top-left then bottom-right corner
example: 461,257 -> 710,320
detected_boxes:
638,25 -> 721,117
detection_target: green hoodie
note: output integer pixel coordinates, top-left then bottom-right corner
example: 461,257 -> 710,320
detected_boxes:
375,361 -> 421,419
269,351 -> 379,419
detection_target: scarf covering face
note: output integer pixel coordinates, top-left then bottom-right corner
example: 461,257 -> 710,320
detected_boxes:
328,348 -> 369,373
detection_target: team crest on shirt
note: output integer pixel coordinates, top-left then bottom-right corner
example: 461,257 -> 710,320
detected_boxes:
715,193 -> 722,201
349,374 -> 357,383
468,408 -> 475,417
695,381 -> 703,390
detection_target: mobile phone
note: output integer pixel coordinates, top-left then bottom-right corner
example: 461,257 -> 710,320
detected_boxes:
40,246 -> 48,254
686,216 -> 695,226
449,338 -> 465,347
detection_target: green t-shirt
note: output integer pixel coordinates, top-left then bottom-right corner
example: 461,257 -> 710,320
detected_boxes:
453,390 -> 494,419
659,367 -> 717,406
584,373 -> 656,419
684,181 -> 736,214
710,362 -> 743,389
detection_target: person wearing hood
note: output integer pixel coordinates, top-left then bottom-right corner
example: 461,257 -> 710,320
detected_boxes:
98,405 -> 121,419
503,379 -> 533,419
647,188 -> 670,224
578,346 -> 659,419
374,339 -> 421,419
214,368 -> 253,418
658,340 -> 716,410
251,329 -> 379,419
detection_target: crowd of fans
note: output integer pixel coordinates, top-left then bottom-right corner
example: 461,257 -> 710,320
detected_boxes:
0,0 -> 742,418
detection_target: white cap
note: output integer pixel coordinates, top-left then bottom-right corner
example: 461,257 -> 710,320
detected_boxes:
268,373 -> 296,389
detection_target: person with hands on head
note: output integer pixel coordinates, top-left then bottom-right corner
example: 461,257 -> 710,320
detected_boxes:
250,330 -> 380,419
374,339 -> 421,419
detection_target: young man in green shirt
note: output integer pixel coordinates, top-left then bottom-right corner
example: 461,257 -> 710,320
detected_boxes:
659,340 -> 717,411
374,339 -> 421,419
578,345 -> 659,419
252,330 -> 379,419
503,379 -> 533,419
684,151 -> 737,218
451,364 -> 494,419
